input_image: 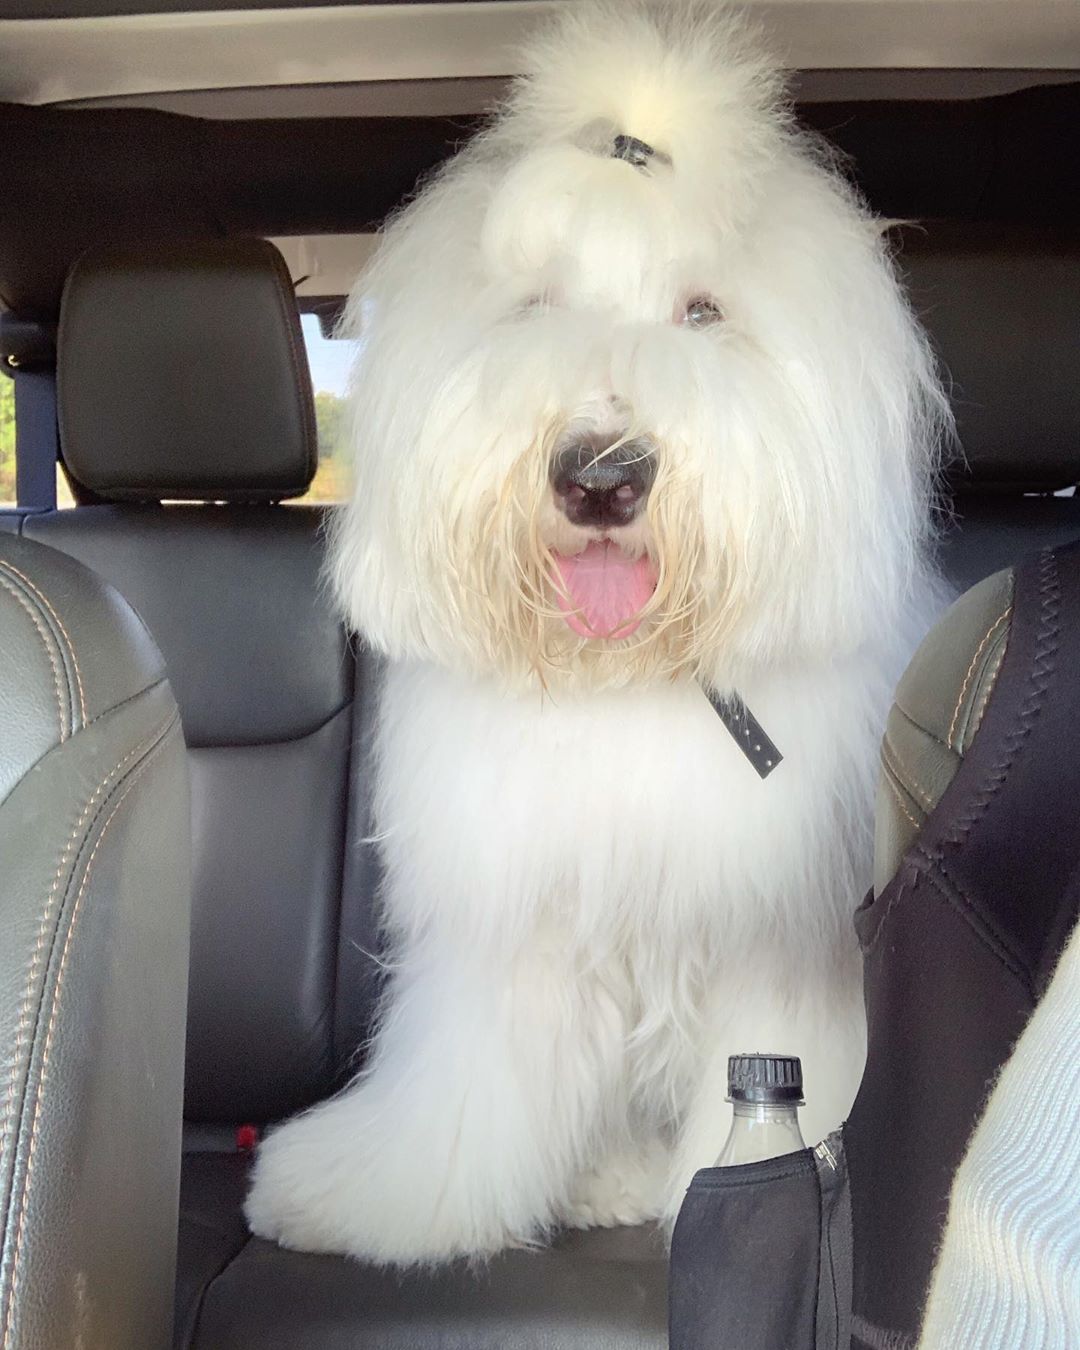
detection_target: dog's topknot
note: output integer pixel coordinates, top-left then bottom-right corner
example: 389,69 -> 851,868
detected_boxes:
495,1 -> 788,208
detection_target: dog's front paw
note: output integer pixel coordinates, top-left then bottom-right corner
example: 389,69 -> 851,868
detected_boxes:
244,1087 -> 536,1265
561,1142 -> 669,1230
245,1110 -> 358,1256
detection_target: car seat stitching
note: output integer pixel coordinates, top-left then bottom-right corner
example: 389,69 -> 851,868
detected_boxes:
0,719 -> 180,1348
860,856 -> 1031,992
0,572 -> 66,742
939,548 -> 1059,850
858,877 -> 910,956
83,675 -> 170,731
888,700 -> 954,755
0,717 -> 176,1183
880,738 -> 935,811
0,562 -> 87,729
867,554 -> 1058,973
964,636 -> 1009,750
947,606 -> 1012,750
879,761 -> 923,831
914,857 -> 1033,992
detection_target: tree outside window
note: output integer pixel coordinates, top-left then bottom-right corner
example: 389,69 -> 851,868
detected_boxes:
0,376 -> 14,505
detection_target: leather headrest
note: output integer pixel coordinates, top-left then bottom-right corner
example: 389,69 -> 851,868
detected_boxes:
58,239 -> 317,502
899,225 -> 1080,492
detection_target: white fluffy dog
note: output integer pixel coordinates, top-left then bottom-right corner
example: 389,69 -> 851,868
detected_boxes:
246,0 -> 945,1265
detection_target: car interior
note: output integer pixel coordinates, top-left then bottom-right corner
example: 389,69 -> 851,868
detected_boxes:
0,2 -> 1078,1348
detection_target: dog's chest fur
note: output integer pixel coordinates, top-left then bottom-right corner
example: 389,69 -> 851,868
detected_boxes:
373,655 -> 888,967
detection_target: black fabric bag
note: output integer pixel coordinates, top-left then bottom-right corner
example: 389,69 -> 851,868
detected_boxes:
668,541 -> 1080,1350
669,1133 -> 852,1350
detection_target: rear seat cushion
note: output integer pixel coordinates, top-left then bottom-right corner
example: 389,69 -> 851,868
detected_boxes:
174,1155 -> 251,1350
177,1156 -> 667,1350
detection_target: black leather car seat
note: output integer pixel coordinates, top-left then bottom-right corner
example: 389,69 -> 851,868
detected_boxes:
0,532 -> 189,1350
18,239 -> 671,1349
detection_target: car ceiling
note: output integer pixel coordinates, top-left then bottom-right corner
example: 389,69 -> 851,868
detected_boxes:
1,2 -> 1078,113
1,79 -> 1078,322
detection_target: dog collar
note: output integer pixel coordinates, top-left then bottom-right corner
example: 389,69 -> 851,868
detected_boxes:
705,690 -> 783,780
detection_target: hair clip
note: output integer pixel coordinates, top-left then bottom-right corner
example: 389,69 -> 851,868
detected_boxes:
611,133 -> 671,170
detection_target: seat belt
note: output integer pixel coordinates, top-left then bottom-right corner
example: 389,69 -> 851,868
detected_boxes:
1,313 -> 59,512
12,366 -> 58,511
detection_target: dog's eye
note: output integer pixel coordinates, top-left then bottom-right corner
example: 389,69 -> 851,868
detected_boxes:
682,297 -> 724,329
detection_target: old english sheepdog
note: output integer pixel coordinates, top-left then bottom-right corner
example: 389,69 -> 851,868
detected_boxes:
245,0 -> 946,1264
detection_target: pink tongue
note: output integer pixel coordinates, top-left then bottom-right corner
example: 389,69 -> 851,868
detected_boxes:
553,541 -> 658,639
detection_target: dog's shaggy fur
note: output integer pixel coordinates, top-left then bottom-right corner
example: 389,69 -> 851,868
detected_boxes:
245,0 -> 946,1265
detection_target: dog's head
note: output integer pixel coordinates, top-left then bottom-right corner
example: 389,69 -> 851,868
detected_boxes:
330,1 -> 946,692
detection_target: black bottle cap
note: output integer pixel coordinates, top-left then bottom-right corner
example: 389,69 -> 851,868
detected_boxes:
727,1054 -> 804,1105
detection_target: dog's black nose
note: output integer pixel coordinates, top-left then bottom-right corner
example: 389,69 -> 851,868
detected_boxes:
551,437 -> 656,529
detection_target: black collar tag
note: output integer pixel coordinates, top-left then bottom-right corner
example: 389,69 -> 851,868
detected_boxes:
706,690 -> 783,780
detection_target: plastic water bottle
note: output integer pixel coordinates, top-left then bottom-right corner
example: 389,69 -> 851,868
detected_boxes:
714,1053 -> 806,1166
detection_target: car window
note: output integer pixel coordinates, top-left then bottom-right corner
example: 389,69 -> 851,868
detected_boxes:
295,309 -> 356,505
1,364 -> 76,508
0,372 -> 14,507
